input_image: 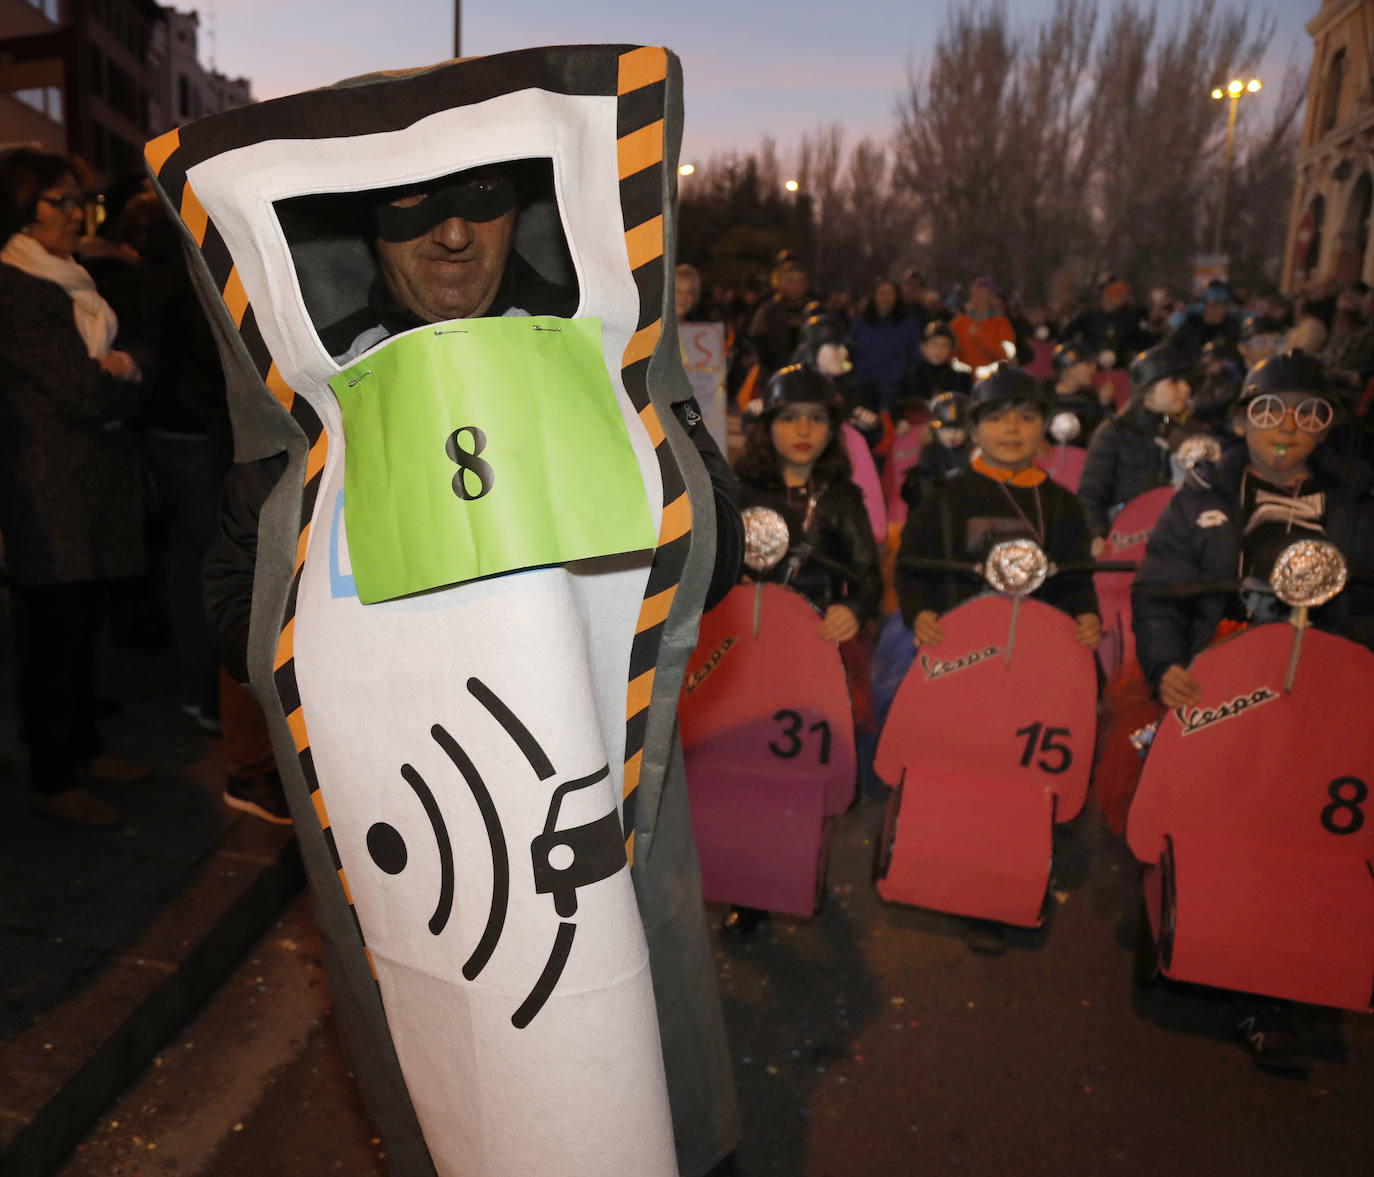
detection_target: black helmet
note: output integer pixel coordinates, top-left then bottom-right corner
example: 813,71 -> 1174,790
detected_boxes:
930,391 -> 971,431
799,312 -> 850,354
1200,338 -> 1242,370
760,364 -> 842,417
1239,348 -> 1330,402
968,363 -> 1050,420
1051,341 -> 1095,376
1127,343 -> 1192,398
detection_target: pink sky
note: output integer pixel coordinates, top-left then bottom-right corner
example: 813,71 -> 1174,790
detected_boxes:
206,0 -> 1317,165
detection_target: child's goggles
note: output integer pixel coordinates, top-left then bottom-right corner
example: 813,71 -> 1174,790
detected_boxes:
1245,393 -> 1334,434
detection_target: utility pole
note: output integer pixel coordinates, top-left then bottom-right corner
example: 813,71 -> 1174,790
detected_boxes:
453,1 -> 461,58
1210,78 -> 1261,256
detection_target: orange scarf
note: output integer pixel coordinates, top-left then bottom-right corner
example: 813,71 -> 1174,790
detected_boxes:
972,453 -> 1047,487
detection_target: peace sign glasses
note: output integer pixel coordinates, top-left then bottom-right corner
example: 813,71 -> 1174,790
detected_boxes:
1245,394 -> 1334,434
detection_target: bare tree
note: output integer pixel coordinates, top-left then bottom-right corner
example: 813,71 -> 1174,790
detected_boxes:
1091,0 -> 1274,293
679,0 -> 1293,307
887,0 -> 1279,301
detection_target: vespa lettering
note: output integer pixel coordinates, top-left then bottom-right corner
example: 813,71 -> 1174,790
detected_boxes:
1175,686 -> 1280,736
1108,526 -> 1152,550
684,636 -> 737,696
921,644 -> 1000,682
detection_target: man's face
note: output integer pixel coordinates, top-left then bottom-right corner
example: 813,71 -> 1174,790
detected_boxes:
1203,299 -> 1229,324
778,266 -> 807,301
375,177 -> 517,323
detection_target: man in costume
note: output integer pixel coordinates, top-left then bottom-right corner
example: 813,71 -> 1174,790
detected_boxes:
155,46 -> 741,1177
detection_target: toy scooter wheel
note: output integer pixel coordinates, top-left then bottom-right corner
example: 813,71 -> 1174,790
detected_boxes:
1133,899 -> 1162,985
872,782 -> 902,882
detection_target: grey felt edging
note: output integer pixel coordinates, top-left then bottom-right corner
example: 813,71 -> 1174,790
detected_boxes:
0,824 -> 302,1177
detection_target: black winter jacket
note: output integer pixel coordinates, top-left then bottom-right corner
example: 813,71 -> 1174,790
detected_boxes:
895,465 -> 1098,628
0,264 -> 146,585
1131,446 -> 1374,690
1078,403 -> 1200,537
892,358 -> 971,421
900,438 -> 973,512
736,468 -> 883,625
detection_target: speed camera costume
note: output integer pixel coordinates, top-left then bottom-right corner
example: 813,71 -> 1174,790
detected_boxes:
146,44 -> 740,1177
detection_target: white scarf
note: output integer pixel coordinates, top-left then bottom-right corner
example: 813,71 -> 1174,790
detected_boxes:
1,231 -> 120,358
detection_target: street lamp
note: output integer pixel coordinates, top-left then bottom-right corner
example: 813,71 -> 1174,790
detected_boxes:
1211,76 -> 1261,254
678,163 -> 695,176
784,178 -> 800,193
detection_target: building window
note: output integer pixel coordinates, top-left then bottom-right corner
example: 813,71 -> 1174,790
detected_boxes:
1321,48 -> 1346,135
178,74 -> 190,119
11,86 -> 63,121
24,0 -> 59,19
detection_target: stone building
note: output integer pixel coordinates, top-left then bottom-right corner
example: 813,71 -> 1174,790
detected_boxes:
1285,0 -> 1374,290
0,0 -> 251,188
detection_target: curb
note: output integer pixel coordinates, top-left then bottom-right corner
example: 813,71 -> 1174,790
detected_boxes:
0,819 -> 303,1177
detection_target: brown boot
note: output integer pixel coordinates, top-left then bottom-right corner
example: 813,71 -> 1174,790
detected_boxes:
29,786 -> 124,828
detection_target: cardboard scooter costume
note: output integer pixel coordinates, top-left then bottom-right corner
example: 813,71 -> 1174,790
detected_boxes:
146,45 -> 738,1177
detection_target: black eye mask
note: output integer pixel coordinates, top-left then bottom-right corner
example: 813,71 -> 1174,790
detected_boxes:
374,175 -> 517,242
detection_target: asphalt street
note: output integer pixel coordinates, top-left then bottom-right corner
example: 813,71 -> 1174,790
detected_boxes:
54,789 -> 1374,1177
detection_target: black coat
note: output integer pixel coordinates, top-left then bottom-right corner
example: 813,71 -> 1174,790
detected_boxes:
900,438 -> 972,512
1078,403 -> 1200,537
1131,446 -> 1374,689
736,467 -> 883,625
1063,303 -> 1154,361
893,357 -> 972,421
895,465 -> 1098,628
0,263 -> 145,585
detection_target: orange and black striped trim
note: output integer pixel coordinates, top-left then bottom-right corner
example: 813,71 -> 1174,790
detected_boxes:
613,46 -> 692,865
146,129 -> 370,968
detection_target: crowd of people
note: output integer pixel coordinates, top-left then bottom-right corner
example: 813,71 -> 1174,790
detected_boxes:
2,144 -> 1371,1097
688,251 -> 1374,1063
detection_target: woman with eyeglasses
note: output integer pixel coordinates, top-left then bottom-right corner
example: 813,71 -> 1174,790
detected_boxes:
0,147 -> 147,827
1132,348 -> 1374,711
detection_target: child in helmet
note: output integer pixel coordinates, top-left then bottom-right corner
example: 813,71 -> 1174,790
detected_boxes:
1044,341 -> 1108,446
734,364 -> 883,641
793,311 -> 883,449
899,391 -> 973,513
1129,348 -> 1374,1072
896,365 -> 1102,651
1133,348 -> 1374,710
893,321 -> 973,427
1078,342 -> 1201,556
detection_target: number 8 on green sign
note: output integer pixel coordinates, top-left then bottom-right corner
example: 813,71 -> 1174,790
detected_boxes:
446,425 -> 495,501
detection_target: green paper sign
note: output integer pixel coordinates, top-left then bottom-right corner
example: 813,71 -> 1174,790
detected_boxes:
330,316 -> 656,604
